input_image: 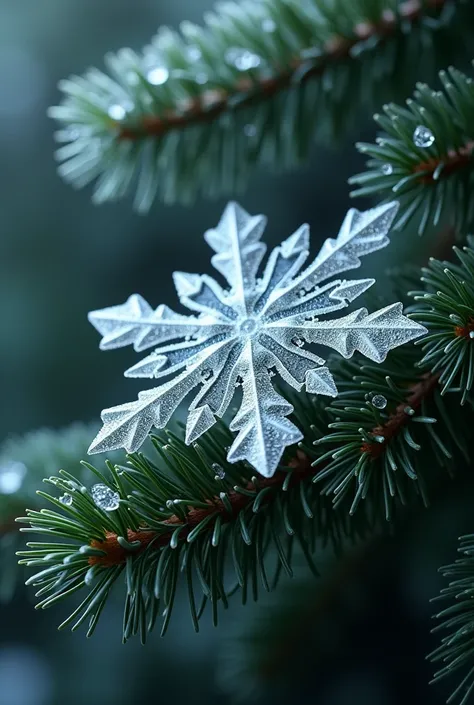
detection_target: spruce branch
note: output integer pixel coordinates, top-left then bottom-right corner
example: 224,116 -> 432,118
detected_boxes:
430,535 -> 474,705
411,239 -> 474,403
17,407 -> 376,641
312,344 -> 469,519
49,0 -> 470,210
0,423 -> 117,603
350,64 -> 474,235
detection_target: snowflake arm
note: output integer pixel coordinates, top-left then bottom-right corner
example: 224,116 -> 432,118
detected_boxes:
227,345 -> 303,478
88,294 -> 223,352
88,338 -> 236,454
204,201 -> 267,314
270,303 -> 425,363
262,201 -> 398,316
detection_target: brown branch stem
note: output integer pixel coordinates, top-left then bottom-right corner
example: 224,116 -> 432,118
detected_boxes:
90,371 -> 440,566
116,0 -> 448,141
362,372 -> 440,458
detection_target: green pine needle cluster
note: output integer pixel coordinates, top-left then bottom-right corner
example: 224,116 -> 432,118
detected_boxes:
431,535 -> 474,705
411,240 -> 474,402
351,64 -> 474,235
49,0 -> 472,210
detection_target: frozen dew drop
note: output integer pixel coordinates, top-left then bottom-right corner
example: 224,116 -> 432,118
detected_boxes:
187,46 -> 202,62
147,66 -> 170,86
225,48 -> 261,71
470,331 -> 474,339
195,72 -> 208,85
59,493 -> 73,506
107,103 -> 128,121
235,375 -> 244,388
243,124 -> 257,137
268,368 -> 276,378
262,18 -> 276,33
298,288 -> 306,298
91,483 -> 120,511
413,125 -> 435,148
373,435 -> 385,444
0,461 -> 27,495
381,163 -> 393,175
371,394 -> 388,409
404,406 -> 415,416
201,368 -> 213,381
212,463 -> 226,479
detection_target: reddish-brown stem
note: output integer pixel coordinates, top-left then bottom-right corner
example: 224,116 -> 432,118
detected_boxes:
455,316 -> 474,339
361,372 -> 440,458
90,373 -> 441,566
414,141 -> 474,184
89,451 -> 313,566
116,0 -> 448,141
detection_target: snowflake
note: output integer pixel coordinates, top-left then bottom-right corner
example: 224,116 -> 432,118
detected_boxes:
88,201 -> 426,477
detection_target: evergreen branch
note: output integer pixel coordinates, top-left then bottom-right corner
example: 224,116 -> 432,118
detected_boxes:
430,535 -> 474,705
350,64 -> 474,235
0,423 -> 119,603
17,408 -> 375,641
49,0 -> 470,210
411,239 -> 474,403
312,344 -> 470,519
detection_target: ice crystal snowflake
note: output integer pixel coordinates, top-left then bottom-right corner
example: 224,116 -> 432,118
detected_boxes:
88,201 -> 426,477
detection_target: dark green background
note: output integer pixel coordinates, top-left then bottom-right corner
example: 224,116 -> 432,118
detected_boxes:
0,2 -> 470,704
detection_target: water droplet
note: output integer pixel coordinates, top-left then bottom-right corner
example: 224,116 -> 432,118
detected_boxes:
243,124 -> 257,137
0,461 -> 27,495
470,331 -> 474,339
292,336 -> 305,348
59,493 -> 73,506
187,46 -> 202,62
413,125 -> 435,148
404,406 -> 415,416
107,104 -> 128,121
212,463 -> 226,479
373,435 -> 385,444
371,394 -> 388,409
381,163 -> 393,175
225,48 -> 261,71
262,18 -> 276,33
147,66 -> 169,85
91,483 -> 120,511
195,72 -> 208,85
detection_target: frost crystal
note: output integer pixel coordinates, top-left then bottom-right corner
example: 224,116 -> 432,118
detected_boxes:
88,201 -> 426,477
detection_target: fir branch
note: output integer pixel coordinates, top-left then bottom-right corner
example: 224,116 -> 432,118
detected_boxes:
49,0 -> 470,210
411,240 -> 474,403
0,423 -> 120,603
312,345 -> 469,519
430,534 -> 474,705
17,407 -> 375,641
350,64 -> 474,235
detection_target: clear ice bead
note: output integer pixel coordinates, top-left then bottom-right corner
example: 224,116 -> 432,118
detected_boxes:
212,463 -> 226,479
91,483 -> 120,511
147,66 -> 169,86
371,394 -> 388,409
59,493 -> 73,506
225,48 -> 261,71
413,125 -> 435,148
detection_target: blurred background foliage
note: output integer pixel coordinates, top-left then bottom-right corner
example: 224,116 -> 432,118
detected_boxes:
0,1 -> 472,704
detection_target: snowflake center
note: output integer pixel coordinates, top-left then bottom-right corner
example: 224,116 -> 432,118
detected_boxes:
239,317 -> 260,337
